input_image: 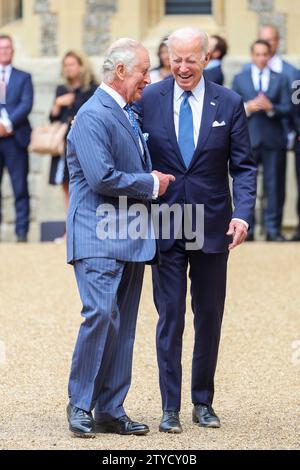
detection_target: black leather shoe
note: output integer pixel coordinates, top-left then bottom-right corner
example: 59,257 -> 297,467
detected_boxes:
159,411 -> 182,433
266,233 -> 286,242
290,232 -> 300,242
95,415 -> 149,435
67,403 -> 95,438
17,234 -> 28,243
192,404 -> 221,428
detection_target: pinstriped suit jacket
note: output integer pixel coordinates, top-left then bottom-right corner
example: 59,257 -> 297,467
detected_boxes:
66,87 -> 156,264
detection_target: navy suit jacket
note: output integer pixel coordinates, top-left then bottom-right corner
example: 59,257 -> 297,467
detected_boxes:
66,87 -> 156,264
243,60 -> 298,136
137,78 -> 257,253
203,65 -> 224,86
232,70 -> 291,149
2,67 -> 34,149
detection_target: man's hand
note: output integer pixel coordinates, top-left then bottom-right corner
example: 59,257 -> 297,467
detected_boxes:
152,170 -> 175,196
227,220 -> 248,251
55,93 -> 75,108
246,99 -> 261,114
0,123 -> 12,138
255,93 -> 273,112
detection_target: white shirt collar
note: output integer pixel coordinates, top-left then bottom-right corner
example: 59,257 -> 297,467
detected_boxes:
268,54 -> 283,73
174,75 -> 205,102
0,64 -> 12,72
205,59 -> 221,70
251,64 -> 270,76
100,81 -> 127,109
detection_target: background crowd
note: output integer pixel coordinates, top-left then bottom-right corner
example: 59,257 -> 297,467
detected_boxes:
0,24 -> 299,243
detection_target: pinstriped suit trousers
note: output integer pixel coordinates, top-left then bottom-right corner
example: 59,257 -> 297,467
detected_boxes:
68,257 -> 145,420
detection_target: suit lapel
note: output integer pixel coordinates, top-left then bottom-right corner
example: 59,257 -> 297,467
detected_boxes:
159,80 -> 186,170
6,67 -> 17,103
247,70 -> 258,98
96,88 -> 145,164
189,80 -> 219,167
266,71 -> 278,99
137,126 -> 152,170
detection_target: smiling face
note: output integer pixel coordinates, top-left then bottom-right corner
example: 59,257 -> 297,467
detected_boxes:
116,47 -> 151,103
169,37 -> 209,91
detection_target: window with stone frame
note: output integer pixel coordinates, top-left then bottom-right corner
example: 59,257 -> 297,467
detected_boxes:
0,0 -> 23,27
166,0 -> 212,15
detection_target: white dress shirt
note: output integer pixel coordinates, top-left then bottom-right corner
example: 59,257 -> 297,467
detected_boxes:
100,82 -> 159,199
0,64 -> 13,132
268,54 -> 283,74
174,76 -> 205,147
251,64 -> 270,92
174,77 -> 248,230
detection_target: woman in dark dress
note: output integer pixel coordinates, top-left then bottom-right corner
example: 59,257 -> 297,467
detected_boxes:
49,50 -> 98,210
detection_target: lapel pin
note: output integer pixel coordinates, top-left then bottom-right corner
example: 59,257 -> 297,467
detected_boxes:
210,101 -> 216,106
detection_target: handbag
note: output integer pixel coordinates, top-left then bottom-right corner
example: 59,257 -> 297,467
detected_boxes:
29,121 -> 68,156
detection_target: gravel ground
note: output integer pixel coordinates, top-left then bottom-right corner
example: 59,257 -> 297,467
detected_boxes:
0,243 -> 299,450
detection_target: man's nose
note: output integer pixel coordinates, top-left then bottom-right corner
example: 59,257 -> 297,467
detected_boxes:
144,72 -> 151,85
179,63 -> 189,73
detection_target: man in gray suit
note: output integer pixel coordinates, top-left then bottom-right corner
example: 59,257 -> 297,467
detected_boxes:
66,38 -> 174,438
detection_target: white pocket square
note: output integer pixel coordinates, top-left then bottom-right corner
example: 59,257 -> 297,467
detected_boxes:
212,120 -> 226,127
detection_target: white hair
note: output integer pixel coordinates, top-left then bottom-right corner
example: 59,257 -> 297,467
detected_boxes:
103,38 -> 144,83
167,27 -> 209,56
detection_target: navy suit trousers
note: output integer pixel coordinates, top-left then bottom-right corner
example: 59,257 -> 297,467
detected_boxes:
250,146 -> 286,235
0,137 -> 30,236
152,239 -> 229,411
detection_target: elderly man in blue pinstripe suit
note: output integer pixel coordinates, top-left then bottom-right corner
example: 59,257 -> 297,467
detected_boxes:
66,38 -> 175,438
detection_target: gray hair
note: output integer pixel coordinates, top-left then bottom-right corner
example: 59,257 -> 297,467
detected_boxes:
103,38 -> 144,83
167,27 -> 209,56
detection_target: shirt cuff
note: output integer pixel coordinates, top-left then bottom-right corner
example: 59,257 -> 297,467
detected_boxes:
232,218 -> 249,230
151,173 -> 159,199
244,102 -> 251,117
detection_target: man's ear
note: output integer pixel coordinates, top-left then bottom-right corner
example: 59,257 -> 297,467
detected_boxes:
116,63 -> 126,81
204,52 -> 211,66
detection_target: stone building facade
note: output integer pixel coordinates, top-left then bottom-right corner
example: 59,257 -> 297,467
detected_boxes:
0,0 -> 300,241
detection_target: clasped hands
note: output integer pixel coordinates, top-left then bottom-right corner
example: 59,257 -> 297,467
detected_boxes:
246,93 -> 273,114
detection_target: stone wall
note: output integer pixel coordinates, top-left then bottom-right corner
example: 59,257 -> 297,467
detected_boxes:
248,0 -> 287,53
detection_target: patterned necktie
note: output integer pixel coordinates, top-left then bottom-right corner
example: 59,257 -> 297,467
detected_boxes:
0,67 -> 6,105
178,91 -> 195,168
124,104 -> 140,139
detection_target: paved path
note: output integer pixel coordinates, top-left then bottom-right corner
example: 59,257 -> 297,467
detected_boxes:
0,243 -> 299,450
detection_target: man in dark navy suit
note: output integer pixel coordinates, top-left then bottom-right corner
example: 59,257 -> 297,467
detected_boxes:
243,25 -> 298,238
138,28 -> 257,433
203,35 -> 228,86
0,34 -> 33,242
233,40 -> 291,241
